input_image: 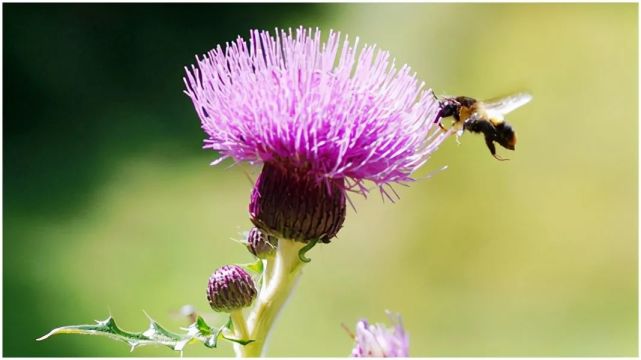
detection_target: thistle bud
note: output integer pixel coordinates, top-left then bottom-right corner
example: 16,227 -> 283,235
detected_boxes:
246,227 -> 277,259
249,162 -> 346,244
206,265 -> 257,312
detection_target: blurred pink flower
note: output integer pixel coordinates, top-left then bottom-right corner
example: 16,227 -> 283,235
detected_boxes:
351,312 -> 409,357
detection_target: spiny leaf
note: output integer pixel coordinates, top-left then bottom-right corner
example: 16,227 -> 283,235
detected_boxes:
37,314 -> 253,353
184,316 -> 220,348
37,317 -> 150,347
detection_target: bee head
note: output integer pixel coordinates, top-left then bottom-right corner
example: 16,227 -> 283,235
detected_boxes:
437,98 -> 460,119
495,123 -> 517,150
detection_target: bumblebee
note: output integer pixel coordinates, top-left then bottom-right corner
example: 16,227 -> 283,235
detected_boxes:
435,93 -> 532,161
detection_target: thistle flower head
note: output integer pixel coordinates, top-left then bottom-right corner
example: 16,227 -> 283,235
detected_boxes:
185,27 -> 449,242
184,27 -> 447,195
351,312 -> 409,357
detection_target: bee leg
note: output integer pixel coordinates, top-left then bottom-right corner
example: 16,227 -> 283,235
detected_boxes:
433,114 -> 448,132
485,136 -> 510,161
455,129 -> 464,144
493,153 -> 510,161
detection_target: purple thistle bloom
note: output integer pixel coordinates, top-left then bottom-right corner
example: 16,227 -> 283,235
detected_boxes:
351,312 -> 409,357
184,28 -> 449,242
184,27 -> 447,195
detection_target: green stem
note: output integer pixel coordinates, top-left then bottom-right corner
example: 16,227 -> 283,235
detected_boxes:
238,239 -> 306,357
261,256 -> 276,292
230,310 -> 250,357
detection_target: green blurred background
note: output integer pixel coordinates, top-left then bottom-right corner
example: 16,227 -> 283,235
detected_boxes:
4,3 -> 637,357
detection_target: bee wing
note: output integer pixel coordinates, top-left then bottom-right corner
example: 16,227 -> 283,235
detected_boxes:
483,92 -> 532,116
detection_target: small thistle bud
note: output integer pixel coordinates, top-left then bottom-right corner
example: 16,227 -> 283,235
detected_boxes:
246,227 -> 277,258
206,265 -> 257,312
249,162 -> 347,244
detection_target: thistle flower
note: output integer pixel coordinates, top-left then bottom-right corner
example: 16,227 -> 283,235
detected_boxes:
351,312 -> 409,357
207,265 -> 257,312
184,27 -> 449,243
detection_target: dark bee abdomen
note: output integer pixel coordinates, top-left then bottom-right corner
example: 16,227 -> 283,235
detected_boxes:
463,117 -> 495,136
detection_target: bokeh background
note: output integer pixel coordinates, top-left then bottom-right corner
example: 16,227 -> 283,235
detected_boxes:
4,3 -> 637,357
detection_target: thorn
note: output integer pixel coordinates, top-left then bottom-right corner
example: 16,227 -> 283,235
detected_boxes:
142,310 -> 153,322
36,330 -> 54,341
